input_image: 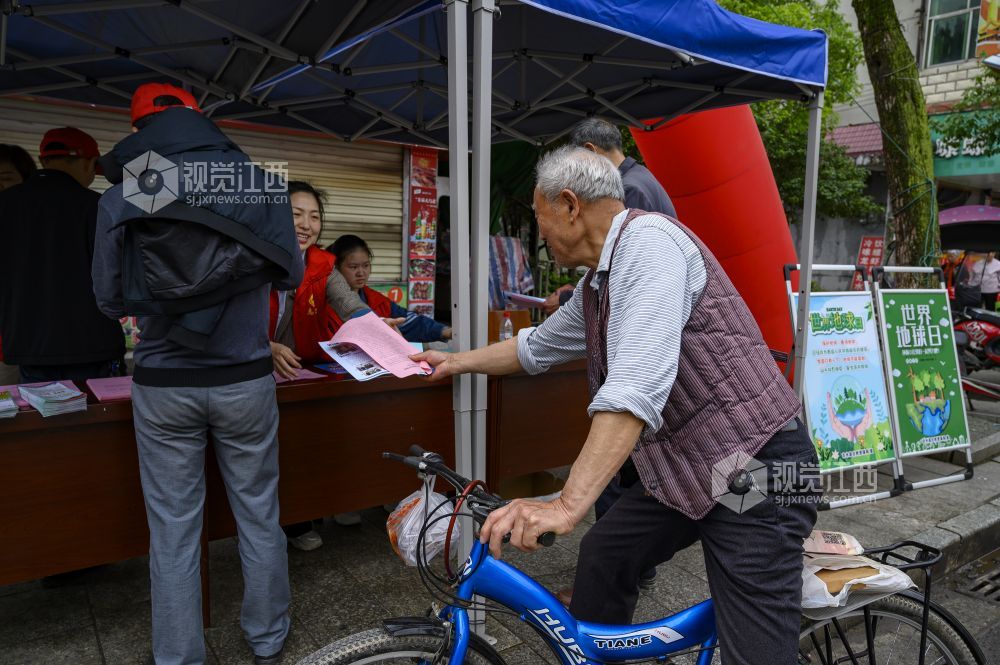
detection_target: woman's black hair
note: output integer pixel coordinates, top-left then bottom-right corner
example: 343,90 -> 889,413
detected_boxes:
0,144 -> 38,182
288,180 -> 326,230
327,234 -> 373,264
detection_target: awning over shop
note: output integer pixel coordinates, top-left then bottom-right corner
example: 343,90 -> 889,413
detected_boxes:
931,112 -> 1000,192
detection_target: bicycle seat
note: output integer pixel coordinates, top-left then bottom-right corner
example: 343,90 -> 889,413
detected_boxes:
967,307 -> 1000,326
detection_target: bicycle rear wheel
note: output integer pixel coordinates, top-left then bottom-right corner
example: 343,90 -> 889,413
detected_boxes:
296,627 -> 506,665
798,594 -> 980,665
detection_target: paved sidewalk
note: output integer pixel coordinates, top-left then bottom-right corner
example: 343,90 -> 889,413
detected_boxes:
2,444 -> 999,664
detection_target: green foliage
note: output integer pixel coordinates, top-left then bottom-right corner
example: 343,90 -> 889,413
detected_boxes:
932,65 -> 1000,157
718,0 -> 882,221
933,372 -> 945,393
620,127 -> 644,165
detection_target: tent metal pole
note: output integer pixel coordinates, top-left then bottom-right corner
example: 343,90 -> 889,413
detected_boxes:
793,91 -> 824,398
175,3 -> 303,63
446,0 -> 475,568
9,39 -> 236,71
471,0 -> 493,499
470,0 -> 495,640
17,0 -> 164,16
1,13 -> 8,67
4,46 -> 134,100
33,16 -> 234,99
315,0 -> 368,61
238,0 -> 312,99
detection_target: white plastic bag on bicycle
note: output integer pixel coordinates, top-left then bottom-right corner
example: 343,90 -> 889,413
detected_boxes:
387,483 -> 461,567
801,554 -> 915,620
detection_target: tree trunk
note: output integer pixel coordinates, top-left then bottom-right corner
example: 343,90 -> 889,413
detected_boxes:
852,0 -> 938,271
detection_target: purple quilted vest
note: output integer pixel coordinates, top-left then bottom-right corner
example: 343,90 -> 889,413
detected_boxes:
583,210 -> 801,519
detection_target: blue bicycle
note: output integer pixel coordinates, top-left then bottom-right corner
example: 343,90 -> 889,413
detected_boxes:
298,447 -> 985,665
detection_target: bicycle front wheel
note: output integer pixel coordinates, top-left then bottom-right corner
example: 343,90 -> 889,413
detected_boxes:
799,594 -> 980,665
296,627 -> 507,665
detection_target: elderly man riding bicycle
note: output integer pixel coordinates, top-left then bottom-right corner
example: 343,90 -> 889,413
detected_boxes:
414,145 -> 821,664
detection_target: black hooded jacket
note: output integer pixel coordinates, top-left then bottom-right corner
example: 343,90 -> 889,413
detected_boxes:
93,108 -> 303,387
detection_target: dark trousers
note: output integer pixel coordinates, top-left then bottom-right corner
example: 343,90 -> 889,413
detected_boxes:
595,473 -> 656,582
983,292 -> 998,311
19,358 -> 122,383
571,424 -> 820,665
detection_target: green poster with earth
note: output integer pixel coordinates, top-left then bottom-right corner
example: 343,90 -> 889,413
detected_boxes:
792,292 -> 896,472
877,290 -> 970,456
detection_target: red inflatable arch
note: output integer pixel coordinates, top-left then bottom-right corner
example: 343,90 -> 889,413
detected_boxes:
630,105 -> 797,360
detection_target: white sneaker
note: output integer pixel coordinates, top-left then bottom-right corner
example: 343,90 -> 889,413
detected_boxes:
333,512 -> 362,526
288,529 -> 323,551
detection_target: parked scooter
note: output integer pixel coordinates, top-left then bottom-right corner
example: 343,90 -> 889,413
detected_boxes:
939,205 -> 1000,404
954,307 -> 1000,372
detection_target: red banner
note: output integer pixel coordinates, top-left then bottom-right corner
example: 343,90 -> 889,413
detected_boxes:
850,235 -> 885,290
408,148 -> 439,317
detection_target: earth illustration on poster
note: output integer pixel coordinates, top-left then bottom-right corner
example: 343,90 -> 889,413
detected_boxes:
879,291 -> 969,455
900,365 -> 951,436
793,293 -> 896,471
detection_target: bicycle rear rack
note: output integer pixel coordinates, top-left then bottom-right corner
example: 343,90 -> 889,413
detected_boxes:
820,541 -> 943,665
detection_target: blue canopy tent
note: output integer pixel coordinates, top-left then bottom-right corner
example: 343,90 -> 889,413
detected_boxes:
2,0 -> 827,540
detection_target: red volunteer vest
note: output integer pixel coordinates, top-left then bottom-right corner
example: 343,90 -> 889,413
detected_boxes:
268,245 -> 337,363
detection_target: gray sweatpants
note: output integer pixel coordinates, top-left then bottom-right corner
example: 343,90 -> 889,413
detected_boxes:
132,376 -> 290,665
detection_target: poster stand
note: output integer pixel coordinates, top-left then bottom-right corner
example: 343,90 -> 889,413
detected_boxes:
784,264 -> 904,511
872,267 -> 974,491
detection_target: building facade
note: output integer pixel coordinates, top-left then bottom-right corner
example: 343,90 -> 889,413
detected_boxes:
802,0 -> 997,286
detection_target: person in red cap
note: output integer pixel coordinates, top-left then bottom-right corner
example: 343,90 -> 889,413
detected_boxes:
129,81 -> 201,126
93,82 -> 301,665
0,127 -> 124,382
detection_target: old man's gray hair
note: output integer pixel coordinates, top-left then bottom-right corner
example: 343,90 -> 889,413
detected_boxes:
535,145 -> 625,203
569,118 -> 623,152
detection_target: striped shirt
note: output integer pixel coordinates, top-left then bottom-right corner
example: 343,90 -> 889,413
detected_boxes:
517,209 -> 707,432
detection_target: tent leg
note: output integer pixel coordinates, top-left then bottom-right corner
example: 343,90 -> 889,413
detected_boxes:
469,0 -> 495,640
471,0 -> 494,491
1,13 -> 7,67
793,92 -> 823,398
446,0 -> 474,540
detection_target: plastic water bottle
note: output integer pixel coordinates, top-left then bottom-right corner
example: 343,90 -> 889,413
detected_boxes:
500,311 -> 514,341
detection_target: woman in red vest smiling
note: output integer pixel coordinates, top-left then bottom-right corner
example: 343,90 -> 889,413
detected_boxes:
268,181 -> 338,381
327,234 -> 452,343
268,182 -> 404,549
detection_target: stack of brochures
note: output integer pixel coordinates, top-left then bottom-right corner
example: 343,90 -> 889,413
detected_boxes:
0,390 -> 16,418
18,382 -> 87,417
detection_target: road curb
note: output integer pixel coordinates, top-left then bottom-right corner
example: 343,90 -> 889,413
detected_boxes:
912,500 -> 1000,575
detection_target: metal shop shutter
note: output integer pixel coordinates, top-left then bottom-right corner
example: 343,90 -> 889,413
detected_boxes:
0,98 -> 405,281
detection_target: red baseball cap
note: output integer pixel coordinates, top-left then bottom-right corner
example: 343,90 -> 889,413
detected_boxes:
130,82 -> 202,125
39,127 -> 101,161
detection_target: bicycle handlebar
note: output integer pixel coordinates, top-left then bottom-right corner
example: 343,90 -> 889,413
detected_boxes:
383,448 -> 556,547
